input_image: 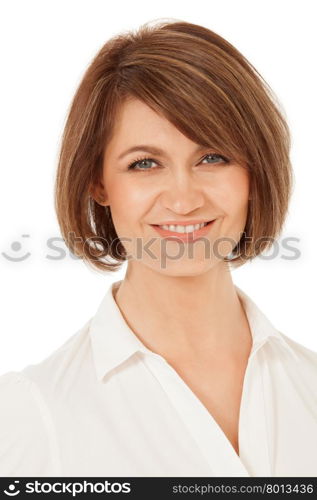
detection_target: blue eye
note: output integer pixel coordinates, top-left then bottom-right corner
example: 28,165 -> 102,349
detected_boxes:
127,153 -> 230,171
127,158 -> 158,171
202,153 -> 230,164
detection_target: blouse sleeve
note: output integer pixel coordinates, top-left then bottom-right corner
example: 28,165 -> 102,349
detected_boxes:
0,371 -> 60,476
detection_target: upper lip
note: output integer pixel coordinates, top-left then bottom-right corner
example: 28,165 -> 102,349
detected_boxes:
152,219 -> 214,226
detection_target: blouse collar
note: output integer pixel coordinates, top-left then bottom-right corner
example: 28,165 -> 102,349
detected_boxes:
89,280 -> 299,382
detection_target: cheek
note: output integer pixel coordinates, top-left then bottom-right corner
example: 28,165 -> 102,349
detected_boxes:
217,169 -> 250,213
105,176 -> 153,220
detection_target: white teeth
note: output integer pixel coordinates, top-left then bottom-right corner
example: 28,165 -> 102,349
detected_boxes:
158,222 -> 208,233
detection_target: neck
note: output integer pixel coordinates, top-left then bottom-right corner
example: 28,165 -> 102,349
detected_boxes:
114,260 -> 252,361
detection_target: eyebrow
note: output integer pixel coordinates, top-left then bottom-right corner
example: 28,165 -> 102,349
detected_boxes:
117,144 -> 210,161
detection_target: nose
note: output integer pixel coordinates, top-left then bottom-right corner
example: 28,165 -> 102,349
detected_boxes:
159,169 -> 205,214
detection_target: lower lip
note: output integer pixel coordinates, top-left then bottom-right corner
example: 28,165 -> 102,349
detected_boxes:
151,220 -> 215,242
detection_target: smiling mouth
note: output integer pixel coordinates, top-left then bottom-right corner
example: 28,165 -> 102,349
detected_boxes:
151,220 -> 215,237
153,220 -> 213,230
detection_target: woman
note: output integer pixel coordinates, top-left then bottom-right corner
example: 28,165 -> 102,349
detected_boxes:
1,20 -> 316,477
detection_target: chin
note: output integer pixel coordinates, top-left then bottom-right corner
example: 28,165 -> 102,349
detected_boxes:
146,258 -> 219,277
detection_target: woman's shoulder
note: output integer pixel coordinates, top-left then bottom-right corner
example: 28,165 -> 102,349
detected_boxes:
279,331 -> 317,360
17,317 -> 93,391
278,331 -> 317,378
0,371 -> 60,476
0,318 -> 93,476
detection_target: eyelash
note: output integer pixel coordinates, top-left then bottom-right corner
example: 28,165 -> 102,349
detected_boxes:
127,153 -> 230,172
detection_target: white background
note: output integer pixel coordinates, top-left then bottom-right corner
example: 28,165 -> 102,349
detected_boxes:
0,0 -> 316,373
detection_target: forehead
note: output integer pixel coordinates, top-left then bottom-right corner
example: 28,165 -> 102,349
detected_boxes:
105,97 -> 201,157
116,96 -> 167,121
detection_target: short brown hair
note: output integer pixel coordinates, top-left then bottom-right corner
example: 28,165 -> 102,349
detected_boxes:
54,19 -> 293,272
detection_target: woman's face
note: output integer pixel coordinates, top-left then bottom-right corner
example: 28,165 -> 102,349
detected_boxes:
96,97 -> 250,276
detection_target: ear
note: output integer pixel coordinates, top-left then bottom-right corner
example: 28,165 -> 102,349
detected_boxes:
89,179 -> 109,206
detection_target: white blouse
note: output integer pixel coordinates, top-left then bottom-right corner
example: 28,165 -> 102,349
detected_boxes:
0,280 -> 316,477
